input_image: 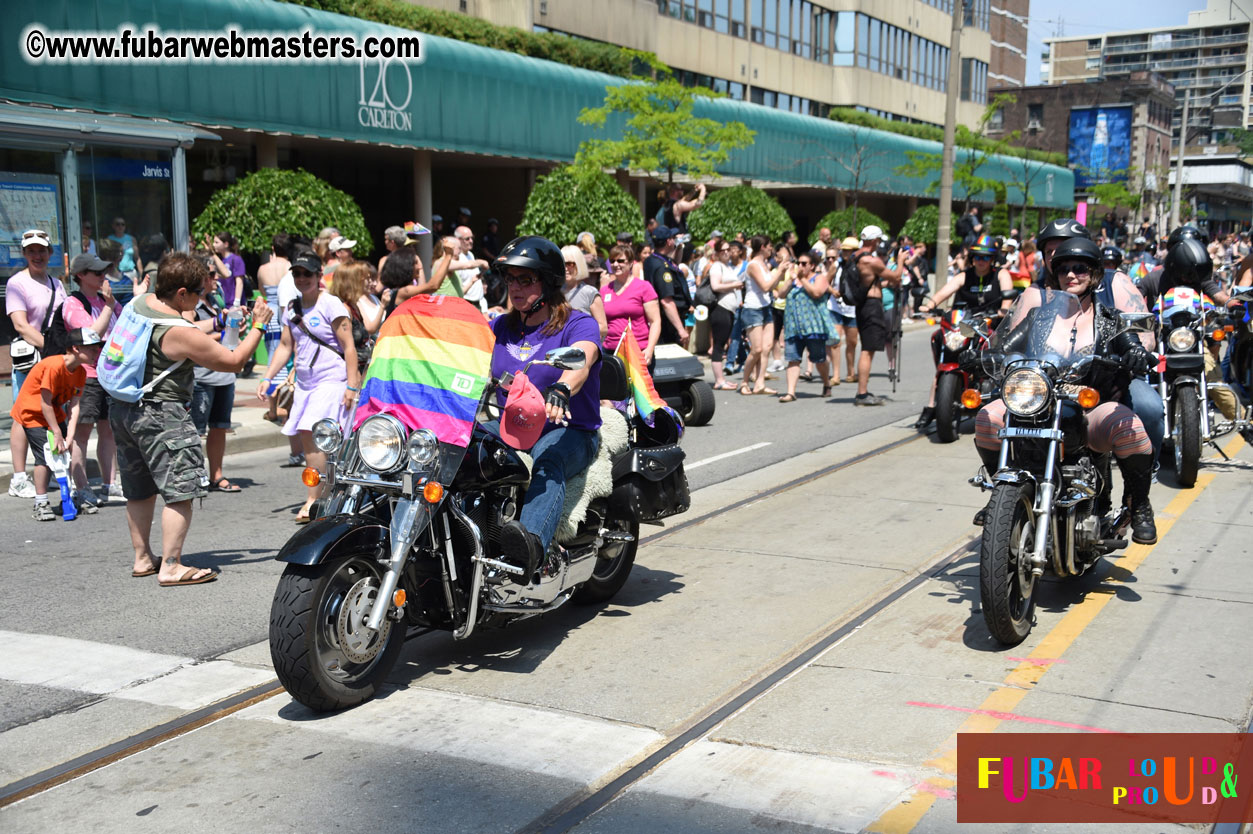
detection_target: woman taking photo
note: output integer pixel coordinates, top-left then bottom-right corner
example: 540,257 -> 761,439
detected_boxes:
778,253 -> 834,401
561,245 -> 608,341
600,243 -> 661,366
257,248 -> 360,523
706,241 -> 743,391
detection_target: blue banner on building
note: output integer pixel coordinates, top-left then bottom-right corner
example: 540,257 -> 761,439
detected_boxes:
1068,106 -> 1133,188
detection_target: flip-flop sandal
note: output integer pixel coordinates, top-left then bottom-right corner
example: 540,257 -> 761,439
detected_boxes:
713,382 -> 738,391
210,479 -> 242,493
843,375 -> 857,383
131,566 -> 158,578
754,387 -> 779,396
779,393 -> 797,403
159,568 -> 219,587
739,385 -> 755,396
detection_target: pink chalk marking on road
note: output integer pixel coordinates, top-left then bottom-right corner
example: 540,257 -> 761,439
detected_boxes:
913,780 -> 956,799
905,701 -> 1118,734
1007,656 -> 1068,665
872,769 -> 901,779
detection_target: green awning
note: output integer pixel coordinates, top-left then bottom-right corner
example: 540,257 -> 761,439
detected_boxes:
1,0 -> 1073,207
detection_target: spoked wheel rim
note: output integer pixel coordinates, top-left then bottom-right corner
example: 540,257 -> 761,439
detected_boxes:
1172,399 -> 1186,471
1008,498 -> 1036,622
314,557 -> 393,682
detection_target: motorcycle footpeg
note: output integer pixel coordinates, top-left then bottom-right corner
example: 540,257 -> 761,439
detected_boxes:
1094,538 -> 1129,553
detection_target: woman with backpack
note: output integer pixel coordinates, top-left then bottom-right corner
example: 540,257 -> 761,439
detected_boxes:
257,247 -> 360,523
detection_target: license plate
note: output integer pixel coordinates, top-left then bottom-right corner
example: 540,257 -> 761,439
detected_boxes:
998,427 -> 1062,440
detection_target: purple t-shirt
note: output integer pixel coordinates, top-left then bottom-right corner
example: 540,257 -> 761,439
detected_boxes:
6,269 -> 66,338
281,292 -> 350,389
222,253 -> 246,307
490,311 -> 602,434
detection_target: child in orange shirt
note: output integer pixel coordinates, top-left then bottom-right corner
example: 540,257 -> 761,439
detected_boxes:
10,328 -> 102,520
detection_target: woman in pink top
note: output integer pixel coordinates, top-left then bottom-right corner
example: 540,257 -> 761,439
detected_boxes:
600,243 -> 661,365
63,253 -> 123,510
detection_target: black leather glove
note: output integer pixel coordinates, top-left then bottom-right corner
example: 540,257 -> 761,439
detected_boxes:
544,382 -> 571,415
1111,331 -> 1152,376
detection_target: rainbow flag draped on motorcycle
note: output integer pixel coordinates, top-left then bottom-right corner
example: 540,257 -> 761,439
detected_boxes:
614,322 -> 683,436
352,295 -> 493,447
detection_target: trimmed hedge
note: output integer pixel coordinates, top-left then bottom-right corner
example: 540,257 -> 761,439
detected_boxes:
516,166 -> 645,249
284,0 -> 639,77
686,186 -> 793,242
898,205 -> 941,245
811,206 -> 889,243
191,168 -> 370,256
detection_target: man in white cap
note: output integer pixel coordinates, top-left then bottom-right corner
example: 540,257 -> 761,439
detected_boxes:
848,225 -> 901,406
7,229 -> 66,499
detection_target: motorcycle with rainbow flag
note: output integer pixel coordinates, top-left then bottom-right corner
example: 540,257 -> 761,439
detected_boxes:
268,295 -> 689,711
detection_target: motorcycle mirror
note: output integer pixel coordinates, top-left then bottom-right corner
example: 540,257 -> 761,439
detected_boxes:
958,321 -> 979,338
1232,289 -> 1253,304
1118,311 -> 1156,333
544,346 -> 587,370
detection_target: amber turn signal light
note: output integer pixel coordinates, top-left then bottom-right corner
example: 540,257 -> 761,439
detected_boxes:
1212,329 -> 1226,341
393,589 -> 406,607
301,467 -> 321,487
1226,324 -> 1236,332
961,389 -> 982,409
1077,387 -> 1100,409
423,480 -> 444,504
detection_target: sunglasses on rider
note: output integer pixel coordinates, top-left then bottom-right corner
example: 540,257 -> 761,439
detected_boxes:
505,273 -> 539,287
971,254 -> 993,262
611,258 -> 630,264
1053,261 -> 1092,277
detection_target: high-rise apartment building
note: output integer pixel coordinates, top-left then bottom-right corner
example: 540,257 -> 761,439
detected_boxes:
1043,0 -> 1252,146
419,0 -> 997,129
989,0 -> 1028,88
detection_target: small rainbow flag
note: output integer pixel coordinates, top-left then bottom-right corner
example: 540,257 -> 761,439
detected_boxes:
614,323 -> 683,436
1128,261 -> 1150,283
353,295 -> 493,447
1154,285 -> 1213,315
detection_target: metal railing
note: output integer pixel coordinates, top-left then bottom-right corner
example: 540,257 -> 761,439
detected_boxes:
1101,32 -> 1249,55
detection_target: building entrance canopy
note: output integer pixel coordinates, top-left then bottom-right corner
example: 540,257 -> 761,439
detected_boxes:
1,0 -> 1073,207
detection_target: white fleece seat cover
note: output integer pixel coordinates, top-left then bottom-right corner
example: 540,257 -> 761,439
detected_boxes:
516,406 -> 630,543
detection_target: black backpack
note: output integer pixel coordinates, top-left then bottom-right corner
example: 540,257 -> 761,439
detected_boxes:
42,291 -> 91,358
838,261 -> 868,308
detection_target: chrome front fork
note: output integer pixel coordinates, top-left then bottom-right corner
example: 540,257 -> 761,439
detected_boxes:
1029,409 -> 1063,577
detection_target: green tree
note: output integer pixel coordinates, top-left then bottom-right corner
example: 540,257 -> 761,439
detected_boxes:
516,166 -> 645,249
575,63 -> 756,183
192,168 -> 370,256
811,206 -> 889,242
989,184 -> 1010,237
898,205 -> 944,246
895,93 -> 1021,206
686,186 -> 793,241
1086,169 -> 1142,215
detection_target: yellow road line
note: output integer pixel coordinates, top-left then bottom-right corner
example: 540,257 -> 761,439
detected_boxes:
866,435 -> 1244,833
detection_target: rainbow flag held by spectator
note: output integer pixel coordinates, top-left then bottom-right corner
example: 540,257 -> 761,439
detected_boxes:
1128,260 -> 1151,283
353,295 -> 493,447
614,323 -> 683,436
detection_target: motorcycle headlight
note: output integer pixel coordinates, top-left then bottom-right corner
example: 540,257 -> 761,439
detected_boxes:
1167,326 -> 1197,352
1002,367 -> 1052,417
357,415 -> 405,472
311,418 -> 343,454
944,330 -> 968,352
407,428 -> 439,467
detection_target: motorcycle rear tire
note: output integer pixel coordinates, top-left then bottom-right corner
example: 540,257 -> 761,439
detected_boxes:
934,373 -> 963,444
979,482 -> 1037,645
572,518 -> 639,604
1172,386 -> 1201,488
269,552 -> 407,712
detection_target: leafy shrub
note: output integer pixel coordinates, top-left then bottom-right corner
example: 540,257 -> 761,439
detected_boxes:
898,205 -> 941,245
191,168 -> 370,256
687,186 -> 793,242
811,206 -> 889,243
989,184 -> 1011,238
516,166 -> 644,249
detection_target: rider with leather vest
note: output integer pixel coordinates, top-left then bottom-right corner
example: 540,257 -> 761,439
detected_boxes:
488,236 -> 604,580
973,238 -> 1159,545
913,235 -> 1013,428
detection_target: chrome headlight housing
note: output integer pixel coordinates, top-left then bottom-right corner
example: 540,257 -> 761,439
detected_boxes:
943,330 -> 968,352
1002,367 -> 1052,417
311,418 -> 343,454
1167,326 -> 1197,352
357,415 -> 406,472
407,428 -> 439,467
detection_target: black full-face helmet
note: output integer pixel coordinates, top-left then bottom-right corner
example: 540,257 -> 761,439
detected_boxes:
1163,238 -> 1213,287
1046,238 -> 1103,295
492,236 -> 566,295
1166,224 -> 1208,250
1037,218 -> 1091,247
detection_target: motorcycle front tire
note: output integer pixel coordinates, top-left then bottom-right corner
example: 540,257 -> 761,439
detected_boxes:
934,373 -> 963,444
1172,386 -> 1201,488
573,518 -> 639,604
269,551 -> 407,712
979,482 -> 1038,645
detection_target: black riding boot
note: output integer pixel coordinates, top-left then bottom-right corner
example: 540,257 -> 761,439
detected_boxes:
500,520 -> 544,585
1118,453 -> 1158,545
914,406 -> 936,430
972,446 -> 1000,526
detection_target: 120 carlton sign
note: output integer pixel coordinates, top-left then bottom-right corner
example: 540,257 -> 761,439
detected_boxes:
357,55 -> 412,133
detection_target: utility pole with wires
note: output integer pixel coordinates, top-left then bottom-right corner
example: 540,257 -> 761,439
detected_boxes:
935,0 -> 966,288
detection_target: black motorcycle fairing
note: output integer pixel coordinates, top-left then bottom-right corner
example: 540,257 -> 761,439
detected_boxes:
454,427 -> 531,491
276,514 -> 389,566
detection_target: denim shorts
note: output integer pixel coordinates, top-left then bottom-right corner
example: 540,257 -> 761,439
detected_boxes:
191,381 -> 236,434
829,308 -> 857,328
741,306 -> 771,331
785,337 -> 827,364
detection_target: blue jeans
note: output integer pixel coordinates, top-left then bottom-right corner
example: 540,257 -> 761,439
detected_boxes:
10,366 -> 28,406
1124,377 -> 1164,463
1222,340 -> 1248,400
520,426 -> 599,550
725,307 -> 746,369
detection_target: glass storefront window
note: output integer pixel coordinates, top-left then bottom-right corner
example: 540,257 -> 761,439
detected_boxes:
78,145 -> 174,274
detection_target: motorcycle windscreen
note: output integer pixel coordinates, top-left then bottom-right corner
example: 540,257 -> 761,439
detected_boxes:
989,287 -> 1096,369
353,295 -> 494,451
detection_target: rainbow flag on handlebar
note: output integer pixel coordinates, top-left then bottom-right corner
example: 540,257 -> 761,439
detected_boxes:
1154,285 -> 1213,314
352,295 -> 493,447
614,323 -> 683,436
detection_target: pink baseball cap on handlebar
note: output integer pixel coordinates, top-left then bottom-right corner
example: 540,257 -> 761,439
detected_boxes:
500,371 -> 546,451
